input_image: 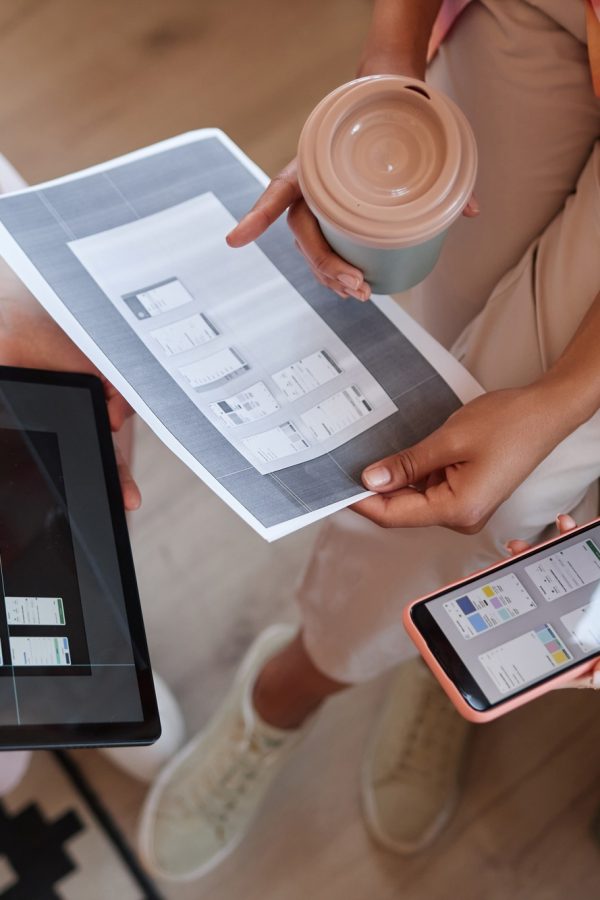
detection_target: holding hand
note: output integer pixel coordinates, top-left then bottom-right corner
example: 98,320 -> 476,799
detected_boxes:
226,153 -> 477,303
0,300 -> 141,511
353,385 -> 573,533
226,159 -> 370,302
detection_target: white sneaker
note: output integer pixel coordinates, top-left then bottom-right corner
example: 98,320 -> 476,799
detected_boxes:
361,658 -> 471,854
100,674 -> 186,783
138,624 -> 305,881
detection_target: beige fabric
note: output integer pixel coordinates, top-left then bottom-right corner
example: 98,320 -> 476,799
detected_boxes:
297,0 -> 600,683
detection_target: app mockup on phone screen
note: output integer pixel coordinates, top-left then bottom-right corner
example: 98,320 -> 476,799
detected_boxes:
425,531 -> 600,704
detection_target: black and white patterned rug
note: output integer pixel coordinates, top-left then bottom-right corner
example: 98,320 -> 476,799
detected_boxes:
0,751 -> 163,900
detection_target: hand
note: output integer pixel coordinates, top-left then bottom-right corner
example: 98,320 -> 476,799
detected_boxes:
353,385 -> 570,533
226,156 -> 478,303
226,158 -> 371,302
0,305 -> 141,511
507,514 -> 600,690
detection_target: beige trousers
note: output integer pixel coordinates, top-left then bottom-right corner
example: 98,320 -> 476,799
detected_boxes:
297,0 -> 600,683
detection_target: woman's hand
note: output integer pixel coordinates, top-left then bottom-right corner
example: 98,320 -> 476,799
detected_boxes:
226,159 -> 371,302
226,158 -> 478,303
0,304 -> 141,511
507,514 -> 600,690
227,0 -> 477,298
353,385 -> 575,533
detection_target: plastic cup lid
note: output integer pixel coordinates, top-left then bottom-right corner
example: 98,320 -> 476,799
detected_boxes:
297,76 -> 478,249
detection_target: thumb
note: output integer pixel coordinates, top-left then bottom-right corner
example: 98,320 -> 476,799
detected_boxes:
362,432 -> 453,493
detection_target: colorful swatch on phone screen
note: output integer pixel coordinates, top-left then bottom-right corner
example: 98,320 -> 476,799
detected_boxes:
444,573 -> 536,639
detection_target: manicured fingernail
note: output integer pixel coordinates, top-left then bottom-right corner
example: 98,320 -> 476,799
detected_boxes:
338,273 -> 361,290
364,466 -> 391,488
467,197 -> 480,214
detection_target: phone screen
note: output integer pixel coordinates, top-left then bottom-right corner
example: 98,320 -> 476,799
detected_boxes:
411,520 -> 600,709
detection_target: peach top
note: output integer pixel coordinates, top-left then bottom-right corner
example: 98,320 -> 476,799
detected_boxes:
429,0 -> 600,97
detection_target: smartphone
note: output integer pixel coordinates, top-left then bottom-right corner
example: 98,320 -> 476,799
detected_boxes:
403,518 -> 600,722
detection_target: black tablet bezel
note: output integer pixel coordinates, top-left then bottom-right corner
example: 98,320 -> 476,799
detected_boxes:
0,365 -> 160,749
409,519 -> 600,712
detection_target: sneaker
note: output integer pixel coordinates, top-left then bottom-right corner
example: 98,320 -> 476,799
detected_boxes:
361,658 -> 471,854
100,673 -> 186,783
138,624 -> 305,881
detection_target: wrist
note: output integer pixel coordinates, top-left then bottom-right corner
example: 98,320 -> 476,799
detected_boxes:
356,48 -> 425,80
527,372 -> 599,437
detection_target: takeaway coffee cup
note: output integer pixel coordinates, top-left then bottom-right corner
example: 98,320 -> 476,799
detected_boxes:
297,75 -> 477,295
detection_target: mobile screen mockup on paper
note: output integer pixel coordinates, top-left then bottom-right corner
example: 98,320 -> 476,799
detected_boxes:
412,521 -> 600,708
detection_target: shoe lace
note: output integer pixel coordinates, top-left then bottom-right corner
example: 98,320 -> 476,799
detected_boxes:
374,680 -> 466,790
163,716 -> 286,839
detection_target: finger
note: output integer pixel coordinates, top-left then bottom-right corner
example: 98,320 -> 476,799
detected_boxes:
506,539 -> 531,556
102,378 -> 134,432
362,430 -> 456,493
555,674 -> 594,690
350,477 -> 468,529
114,443 -> 141,511
463,193 -> 480,217
293,244 -> 350,299
106,393 -> 134,432
307,267 -> 370,301
555,663 -> 599,690
226,161 -> 301,247
352,487 -> 441,528
305,264 -> 368,301
556,513 -> 577,534
287,199 -> 368,295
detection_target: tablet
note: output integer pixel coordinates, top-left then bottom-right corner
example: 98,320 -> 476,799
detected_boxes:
0,366 -> 160,749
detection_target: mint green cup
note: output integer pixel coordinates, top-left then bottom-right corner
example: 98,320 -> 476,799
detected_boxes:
297,76 -> 478,295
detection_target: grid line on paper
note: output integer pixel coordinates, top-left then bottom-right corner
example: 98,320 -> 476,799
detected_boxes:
390,372 -> 439,403
220,466 -> 254,478
269,474 -> 312,513
102,172 -> 141,221
37,191 -> 77,242
326,452 -> 355,485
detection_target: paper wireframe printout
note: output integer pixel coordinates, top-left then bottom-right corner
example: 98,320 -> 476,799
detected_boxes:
68,193 -> 397,476
0,130 -> 481,539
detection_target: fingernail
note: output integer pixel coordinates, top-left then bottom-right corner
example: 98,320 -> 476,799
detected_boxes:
467,197 -> 480,214
364,466 -> 391,488
557,514 -> 575,527
593,669 -> 600,689
338,273 -> 361,290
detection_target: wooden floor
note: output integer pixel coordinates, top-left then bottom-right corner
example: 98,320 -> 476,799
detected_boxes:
1,1 -> 599,897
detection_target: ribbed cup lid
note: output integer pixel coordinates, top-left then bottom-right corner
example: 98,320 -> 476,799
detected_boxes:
297,76 -> 477,249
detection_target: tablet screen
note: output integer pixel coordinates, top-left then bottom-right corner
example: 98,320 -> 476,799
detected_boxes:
0,368 -> 157,746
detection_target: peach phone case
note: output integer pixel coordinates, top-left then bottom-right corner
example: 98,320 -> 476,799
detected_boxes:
402,518 -> 600,723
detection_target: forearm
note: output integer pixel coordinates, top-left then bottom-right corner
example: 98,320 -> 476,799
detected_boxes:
531,290 -> 600,436
357,0 -> 443,79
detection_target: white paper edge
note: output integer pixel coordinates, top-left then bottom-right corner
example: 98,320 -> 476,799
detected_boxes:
0,129 -> 482,541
